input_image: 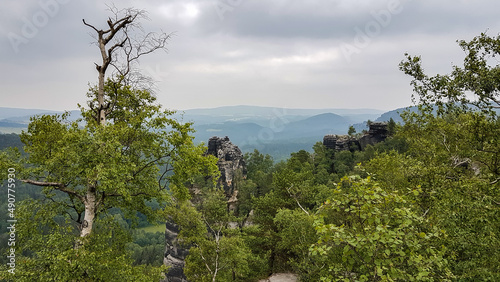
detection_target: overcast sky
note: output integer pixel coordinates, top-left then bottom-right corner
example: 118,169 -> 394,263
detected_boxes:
1,0 -> 499,111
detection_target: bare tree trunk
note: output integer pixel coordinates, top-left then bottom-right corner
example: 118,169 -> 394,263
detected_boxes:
97,71 -> 106,125
83,6 -> 170,126
212,231 -> 221,282
81,187 -> 97,238
78,5 -> 170,240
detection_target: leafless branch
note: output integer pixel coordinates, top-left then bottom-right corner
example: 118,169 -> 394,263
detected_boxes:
286,184 -> 310,215
21,179 -> 84,201
195,243 -> 214,276
83,6 -> 170,125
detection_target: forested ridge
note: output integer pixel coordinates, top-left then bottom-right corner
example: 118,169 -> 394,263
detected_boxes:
1,8 -> 500,281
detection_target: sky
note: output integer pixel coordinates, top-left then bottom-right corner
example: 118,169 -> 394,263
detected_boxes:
0,0 -> 499,112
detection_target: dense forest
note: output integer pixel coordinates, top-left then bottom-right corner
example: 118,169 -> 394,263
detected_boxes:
1,6 -> 500,281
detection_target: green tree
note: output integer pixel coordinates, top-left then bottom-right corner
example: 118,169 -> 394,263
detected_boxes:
348,125 -> 356,136
387,117 -> 397,136
175,188 -> 253,282
311,176 -> 451,281
377,112 -> 500,280
3,199 -> 165,281
0,7 -> 218,280
393,32 -> 500,279
399,32 -> 500,113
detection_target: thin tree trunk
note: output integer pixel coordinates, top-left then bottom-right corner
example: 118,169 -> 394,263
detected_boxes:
80,187 -> 97,238
97,70 -> 106,125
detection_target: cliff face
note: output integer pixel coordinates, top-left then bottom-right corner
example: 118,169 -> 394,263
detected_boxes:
323,122 -> 388,151
163,222 -> 189,282
323,134 -> 360,151
206,136 -> 247,210
359,122 -> 389,150
163,136 -> 247,281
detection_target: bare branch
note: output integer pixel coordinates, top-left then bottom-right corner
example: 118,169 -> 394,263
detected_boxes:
286,185 -> 310,215
82,19 -> 99,33
83,6 -> 170,125
195,243 -> 214,276
21,179 -> 84,201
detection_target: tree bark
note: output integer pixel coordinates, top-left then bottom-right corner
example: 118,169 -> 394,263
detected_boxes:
97,70 -> 106,125
80,186 -> 97,238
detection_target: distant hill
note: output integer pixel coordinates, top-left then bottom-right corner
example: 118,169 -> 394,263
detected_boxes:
376,106 -> 416,123
178,105 -> 383,126
182,105 -> 383,117
0,107 -> 59,120
193,122 -> 265,146
0,109 -> 81,134
0,105 -> 401,160
0,133 -> 23,151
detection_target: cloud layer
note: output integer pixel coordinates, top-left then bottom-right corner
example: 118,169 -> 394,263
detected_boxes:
1,0 -> 499,111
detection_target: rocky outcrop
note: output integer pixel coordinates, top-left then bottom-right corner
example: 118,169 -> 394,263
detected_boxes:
163,222 -> 189,282
163,136 -> 247,281
323,122 -> 388,151
359,122 -> 388,150
323,135 -> 360,151
206,136 -> 247,200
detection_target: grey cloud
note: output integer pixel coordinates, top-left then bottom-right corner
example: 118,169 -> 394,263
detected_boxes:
1,0 -> 500,111
192,0 -> 499,41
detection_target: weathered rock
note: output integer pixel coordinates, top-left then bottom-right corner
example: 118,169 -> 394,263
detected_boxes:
163,221 -> 189,282
322,134 -> 338,150
323,135 -> 360,151
206,136 -> 247,196
324,122 -> 388,152
163,136 -> 247,281
359,122 -> 388,150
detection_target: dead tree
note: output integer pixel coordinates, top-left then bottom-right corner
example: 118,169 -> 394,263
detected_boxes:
83,5 -> 170,125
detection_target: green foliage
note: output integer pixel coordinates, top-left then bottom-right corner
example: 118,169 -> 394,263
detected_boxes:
20,80 -> 217,211
311,176 -> 451,281
184,235 -> 252,282
399,32 -> 500,113
0,80 -> 218,279
172,188 -> 256,281
245,149 -> 274,180
0,133 -> 23,151
274,209 -> 317,279
348,125 -> 356,136
387,117 -> 397,136
382,110 -> 500,280
127,230 -> 165,266
0,199 -> 165,281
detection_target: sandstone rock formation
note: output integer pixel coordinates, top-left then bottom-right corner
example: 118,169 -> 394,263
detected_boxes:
323,122 -> 388,151
206,136 -> 247,194
323,134 -> 360,151
206,136 -> 247,212
359,122 -> 389,150
163,222 -> 189,282
163,136 -> 247,281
